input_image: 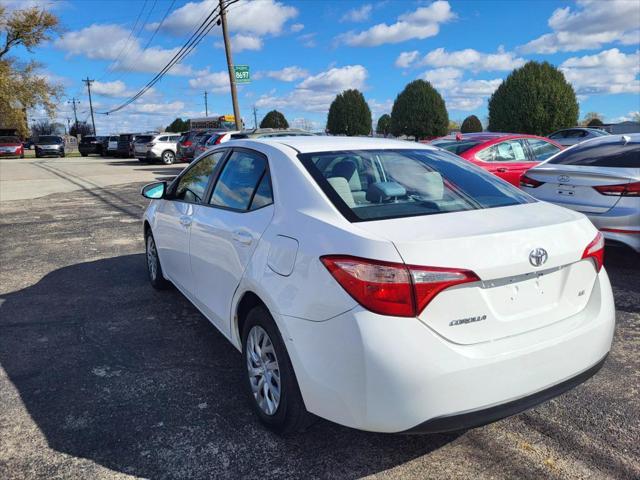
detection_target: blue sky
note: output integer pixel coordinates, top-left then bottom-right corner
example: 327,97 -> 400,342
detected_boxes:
5,0 -> 640,134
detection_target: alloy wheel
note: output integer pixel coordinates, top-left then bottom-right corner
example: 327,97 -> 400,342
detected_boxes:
146,235 -> 158,281
246,325 -> 281,416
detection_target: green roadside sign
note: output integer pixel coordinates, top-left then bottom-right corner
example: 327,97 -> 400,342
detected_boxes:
234,65 -> 250,84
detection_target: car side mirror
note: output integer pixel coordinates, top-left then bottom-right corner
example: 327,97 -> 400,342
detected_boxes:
141,181 -> 166,199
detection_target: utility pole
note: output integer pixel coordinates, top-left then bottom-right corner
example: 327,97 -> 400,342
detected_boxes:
65,117 -> 71,134
82,77 -> 97,135
68,97 -> 80,131
204,91 -> 209,117
252,105 -> 258,129
219,0 -> 242,131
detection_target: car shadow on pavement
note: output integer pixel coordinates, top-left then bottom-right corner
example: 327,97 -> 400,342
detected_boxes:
0,254 -> 459,479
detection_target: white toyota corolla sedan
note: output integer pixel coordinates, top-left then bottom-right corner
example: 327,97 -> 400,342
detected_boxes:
141,136 -> 615,434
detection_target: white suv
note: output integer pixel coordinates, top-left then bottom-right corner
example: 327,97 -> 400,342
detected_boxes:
137,133 -> 181,164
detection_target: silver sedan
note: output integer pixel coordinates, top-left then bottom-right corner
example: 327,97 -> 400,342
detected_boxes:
521,134 -> 639,253
548,127 -> 609,147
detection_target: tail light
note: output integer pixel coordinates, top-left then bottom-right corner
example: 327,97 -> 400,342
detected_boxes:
594,181 -> 640,197
182,140 -> 192,147
147,143 -> 155,147
520,174 -> 544,188
581,232 -> 604,272
320,255 -> 479,317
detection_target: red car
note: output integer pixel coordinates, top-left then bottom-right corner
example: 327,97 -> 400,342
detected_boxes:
430,133 -> 563,186
0,136 -> 24,158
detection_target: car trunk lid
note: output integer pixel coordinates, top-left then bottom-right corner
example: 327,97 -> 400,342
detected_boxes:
354,202 -> 599,345
526,165 -> 634,213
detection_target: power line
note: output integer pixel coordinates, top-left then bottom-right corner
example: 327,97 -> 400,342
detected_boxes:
98,0 -> 149,81
99,0 -> 240,115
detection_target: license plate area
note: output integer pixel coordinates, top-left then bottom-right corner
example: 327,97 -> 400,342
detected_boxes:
556,183 -> 576,196
481,266 -> 564,318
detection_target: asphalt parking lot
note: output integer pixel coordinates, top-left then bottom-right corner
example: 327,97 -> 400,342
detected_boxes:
0,156 -> 638,479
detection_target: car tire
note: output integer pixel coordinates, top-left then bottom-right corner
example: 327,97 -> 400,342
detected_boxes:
35,152 -> 41,158
145,231 -> 169,290
81,153 -> 88,157
161,150 -> 176,165
242,306 -> 310,435
60,151 -> 65,158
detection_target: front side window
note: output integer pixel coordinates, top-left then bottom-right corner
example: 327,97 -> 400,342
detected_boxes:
174,150 -> 227,203
477,140 -> 528,162
527,139 -> 561,161
298,149 -> 533,222
210,150 -> 269,210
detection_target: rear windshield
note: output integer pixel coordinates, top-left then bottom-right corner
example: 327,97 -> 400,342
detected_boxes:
134,135 -> 153,143
0,136 -> 20,143
431,139 -> 480,155
547,140 -> 639,168
298,149 -> 534,222
38,136 -> 61,143
81,136 -> 96,143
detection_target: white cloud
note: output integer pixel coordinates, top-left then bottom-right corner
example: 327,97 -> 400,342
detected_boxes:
290,23 -> 304,33
395,50 -> 419,68
54,24 -> 194,75
520,0 -> 640,53
419,69 -> 502,112
297,32 -> 316,48
265,66 -> 309,82
398,47 -> 525,71
188,70 -> 230,93
154,0 -> 298,41
129,101 -> 186,115
611,111 -> 640,123
560,48 -> 640,95
215,33 -> 263,52
91,80 -> 135,98
421,67 -> 463,89
255,65 -> 368,113
336,1 -> 454,47
340,4 -> 372,23
369,98 -> 393,118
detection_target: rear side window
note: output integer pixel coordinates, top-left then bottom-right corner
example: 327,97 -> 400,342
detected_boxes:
548,131 -> 565,139
527,139 -> 561,161
548,140 -> 639,168
298,149 -> 533,222
210,150 -> 270,211
158,136 -> 168,142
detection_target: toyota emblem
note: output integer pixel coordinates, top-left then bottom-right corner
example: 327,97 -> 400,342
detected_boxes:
529,248 -> 548,267
558,175 -> 570,183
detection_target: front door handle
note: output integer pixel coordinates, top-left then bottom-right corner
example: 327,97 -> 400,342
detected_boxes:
179,215 -> 192,227
496,167 -> 508,173
232,230 -> 253,245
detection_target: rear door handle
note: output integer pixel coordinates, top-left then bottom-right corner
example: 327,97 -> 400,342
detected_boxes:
179,215 -> 192,227
232,230 -> 253,245
496,167 -> 508,173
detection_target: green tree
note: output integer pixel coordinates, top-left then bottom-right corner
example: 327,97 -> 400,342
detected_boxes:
326,89 -> 372,136
166,117 -> 188,132
0,6 -> 62,138
376,113 -> 391,136
581,112 -> 602,126
587,117 -> 604,127
460,115 -> 482,133
69,120 -> 93,137
390,80 -> 448,140
260,110 -> 289,129
488,61 -> 578,135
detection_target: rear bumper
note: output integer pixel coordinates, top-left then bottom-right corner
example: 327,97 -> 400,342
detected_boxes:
403,354 -> 606,433
279,268 -> 615,433
585,205 -> 640,253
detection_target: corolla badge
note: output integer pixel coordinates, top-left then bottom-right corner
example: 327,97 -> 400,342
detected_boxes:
529,248 -> 548,267
558,175 -> 570,183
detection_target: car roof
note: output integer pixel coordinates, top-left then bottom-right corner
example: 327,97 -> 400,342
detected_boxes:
568,132 -> 639,147
247,135 -> 436,153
